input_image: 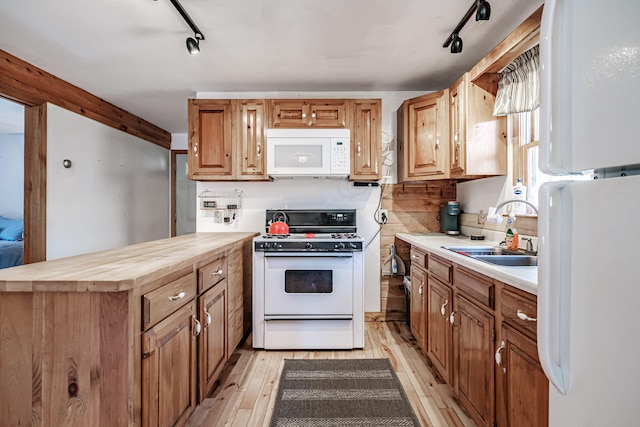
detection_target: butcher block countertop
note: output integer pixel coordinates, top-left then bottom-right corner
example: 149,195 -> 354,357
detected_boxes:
396,232 -> 537,295
0,232 -> 258,293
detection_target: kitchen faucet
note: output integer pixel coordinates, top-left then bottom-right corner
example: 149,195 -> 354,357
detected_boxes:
491,199 -> 538,255
493,199 -> 539,216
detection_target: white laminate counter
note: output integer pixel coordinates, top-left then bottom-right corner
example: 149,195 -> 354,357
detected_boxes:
396,233 -> 537,295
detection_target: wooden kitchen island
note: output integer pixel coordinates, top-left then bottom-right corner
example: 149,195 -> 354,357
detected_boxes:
0,232 -> 257,427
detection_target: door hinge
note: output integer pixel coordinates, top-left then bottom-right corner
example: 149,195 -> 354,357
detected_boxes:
142,350 -> 155,359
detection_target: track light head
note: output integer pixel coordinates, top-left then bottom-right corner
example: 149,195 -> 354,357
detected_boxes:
451,34 -> 463,53
186,36 -> 200,55
476,0 -> 491,21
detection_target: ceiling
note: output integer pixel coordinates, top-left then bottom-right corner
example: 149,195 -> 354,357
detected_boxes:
0,0 -> 543,135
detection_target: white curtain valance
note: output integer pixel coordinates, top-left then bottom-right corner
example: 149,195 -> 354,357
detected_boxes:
493,44 -> 540,116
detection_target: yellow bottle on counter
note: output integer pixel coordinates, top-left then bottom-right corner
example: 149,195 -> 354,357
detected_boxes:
505,216 -> 519,251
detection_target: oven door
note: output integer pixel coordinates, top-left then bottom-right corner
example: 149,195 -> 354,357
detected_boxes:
263,252 -> 353,318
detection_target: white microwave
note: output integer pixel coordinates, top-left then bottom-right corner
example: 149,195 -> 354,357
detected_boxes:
266,128 -> 350,178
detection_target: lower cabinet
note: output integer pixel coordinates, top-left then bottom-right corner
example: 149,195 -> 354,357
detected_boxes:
427,275 -> 453,384
407,245 -> 548,427
198,279 -> 228,402
142,301 -> 198,427
496,286 -> 549,427
453,294 -> 495,427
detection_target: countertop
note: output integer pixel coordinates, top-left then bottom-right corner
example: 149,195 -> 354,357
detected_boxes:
0,232 -> 258,293
396,233 -> 537,295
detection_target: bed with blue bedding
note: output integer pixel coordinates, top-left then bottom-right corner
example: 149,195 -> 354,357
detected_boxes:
0,216 -> 24,269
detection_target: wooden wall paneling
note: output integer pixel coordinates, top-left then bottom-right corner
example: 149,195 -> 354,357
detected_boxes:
372,181 -> 457,322
0,50 -> 170,148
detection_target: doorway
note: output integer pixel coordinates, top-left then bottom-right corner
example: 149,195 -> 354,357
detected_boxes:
171,150 -> 196,236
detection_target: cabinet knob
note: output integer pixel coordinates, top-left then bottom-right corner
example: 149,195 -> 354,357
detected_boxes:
257,143 -> 261,156
302,113 -> 307,118
168,290 -> 186,301
311,113 -> 316,118
436,138 -> 440,150
449,310 -> 456,325
193,143 -> 198,158
211,268 -> 223,276
204,309 -> 212,327
357,142 -> 361,155
418,284 -> 423,296
440,299 -> 448,317
516,309 -> 537,322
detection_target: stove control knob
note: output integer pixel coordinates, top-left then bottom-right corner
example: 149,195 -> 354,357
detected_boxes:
350,242 -> 358,249
305,242 -> 313,249
334,242 -> 346,250
262,242 -> 271,249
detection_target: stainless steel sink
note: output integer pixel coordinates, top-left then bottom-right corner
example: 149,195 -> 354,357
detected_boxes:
471,255 -> 538,267
441,246 -> 520,256
441,245 -> 537,267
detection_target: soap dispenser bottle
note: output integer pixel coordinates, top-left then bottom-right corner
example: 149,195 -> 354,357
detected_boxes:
505,213 -> 519,251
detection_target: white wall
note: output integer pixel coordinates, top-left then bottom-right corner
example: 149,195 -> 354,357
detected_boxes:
0,133 -> 24,219
172,91 -> 427,312
46,104 -> 170,260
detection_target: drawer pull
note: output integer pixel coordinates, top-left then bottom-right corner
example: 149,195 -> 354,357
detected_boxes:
449,310 -> 456,325
204,309 -> 212,327
168,290 -> 186,301
440,299 -> 449,317
495,340 -> 506,373
193,317 -> 201,336
517,309 -> 537,322
211,268 -> 224,276
418,284 -> 423,296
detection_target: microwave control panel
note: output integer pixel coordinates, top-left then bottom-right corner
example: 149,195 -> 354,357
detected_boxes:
330,138 -> 350,174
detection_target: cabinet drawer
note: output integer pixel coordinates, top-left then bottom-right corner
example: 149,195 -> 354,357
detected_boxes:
501,288 -> 537,340
410,247 -> 427,269
429,254 -> 452,284
199,255 -> 228,293
455,266 -> 494,309
142,272 -> 197,330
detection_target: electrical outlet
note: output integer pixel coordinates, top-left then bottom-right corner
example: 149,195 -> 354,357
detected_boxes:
377,209 -> 388,223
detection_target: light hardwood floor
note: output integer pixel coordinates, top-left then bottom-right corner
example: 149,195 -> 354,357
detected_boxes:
186,321 -> 476,427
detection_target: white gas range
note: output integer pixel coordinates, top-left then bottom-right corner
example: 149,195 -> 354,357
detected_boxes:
252,209 -> 364,350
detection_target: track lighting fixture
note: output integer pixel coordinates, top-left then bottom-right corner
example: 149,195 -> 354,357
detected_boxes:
169,0 -> 205,55
476,0 -> 491,21
451,34 -> 463,54
442,0 -> 491,54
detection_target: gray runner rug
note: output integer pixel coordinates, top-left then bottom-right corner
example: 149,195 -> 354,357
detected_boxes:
270,358 -> 421,427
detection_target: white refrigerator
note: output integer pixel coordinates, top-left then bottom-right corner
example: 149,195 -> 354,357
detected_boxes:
538,0 -> 640,425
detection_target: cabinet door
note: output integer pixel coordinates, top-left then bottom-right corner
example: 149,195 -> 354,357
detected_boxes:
198,279 -> 227,402
427,276 -> 453,384
270,100 -> 310,127
398,90 -> 449,181
309,100 -> 348,127
453,294 -> 495,427
188,99 -> 234,180
497,325 -> 549,427
449,75 -> 466,176
142,301 -> 198,427
351,99 -> 382,180
409,263 -> 427,348
449,73 -> 507,178
235,100 -> 268,179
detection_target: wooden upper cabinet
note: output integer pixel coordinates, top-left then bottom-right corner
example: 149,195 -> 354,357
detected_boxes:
449,72 -> 507,178
235,99 -> 268,180
350,99 -> 382,181
270,99 -> 348,128
188,99 -> 234,180
397,90 -> 450,181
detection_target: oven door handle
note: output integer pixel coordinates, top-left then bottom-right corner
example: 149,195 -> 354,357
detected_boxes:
263,252 -> 354,257
264,315 -> 353,321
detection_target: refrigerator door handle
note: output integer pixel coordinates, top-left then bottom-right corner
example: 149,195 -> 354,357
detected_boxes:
540,0 -> 571,175
538,181 -> 570,394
